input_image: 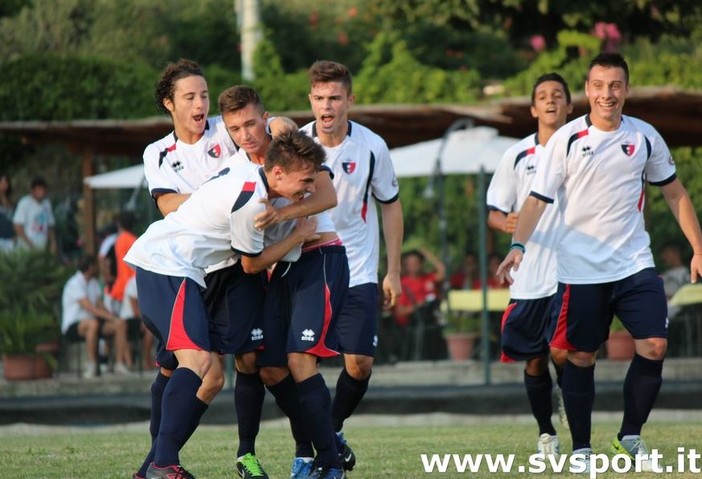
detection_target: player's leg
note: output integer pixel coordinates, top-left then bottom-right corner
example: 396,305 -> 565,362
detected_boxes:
331,283 -> 378,471
610,268 -> 668,469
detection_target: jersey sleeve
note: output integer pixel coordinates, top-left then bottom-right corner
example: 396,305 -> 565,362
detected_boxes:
229,191 -> 266,257
143,143 -> 178,197
486,149 -> 518,213
530,131 -> 567,203
371,138 -> 400,204
644,128 -> 676,185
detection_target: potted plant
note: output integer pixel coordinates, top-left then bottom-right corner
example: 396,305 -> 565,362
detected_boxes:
0,249 -> 70,380
442,311 -> 480,361
605,317 -> 635,361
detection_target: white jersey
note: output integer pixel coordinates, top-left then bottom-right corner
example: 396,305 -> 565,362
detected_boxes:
125,161 -> 300,288
487,134 -> 558,299
143,115 -> 237,197
13,195 -> 55,249
531,114 -> 676,284
301,120 -> 400,287
61,271 -> 102,333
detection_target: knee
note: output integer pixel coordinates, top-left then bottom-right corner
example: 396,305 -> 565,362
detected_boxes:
568,350 -> 597,367
550,347 -> 568,369
235,352 -> 259,375
259,366 -> 289,386
635,338 -> 667,360
200,366 -> 225,400
525,356 -> 549,376
345,355 -> 373,379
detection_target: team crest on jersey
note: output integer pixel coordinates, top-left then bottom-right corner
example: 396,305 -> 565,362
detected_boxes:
621,144 -> 636,157
207,143 -> 222,158
342,160 -> 356,174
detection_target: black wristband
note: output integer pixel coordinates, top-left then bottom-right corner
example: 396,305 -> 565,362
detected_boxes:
510,242 -> 526,254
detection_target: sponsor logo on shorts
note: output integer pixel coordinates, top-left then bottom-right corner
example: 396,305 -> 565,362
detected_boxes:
250,328 -> 263,341
301,329 -> 316,342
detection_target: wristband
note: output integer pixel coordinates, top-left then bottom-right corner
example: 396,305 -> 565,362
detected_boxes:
510,242 -> 526,254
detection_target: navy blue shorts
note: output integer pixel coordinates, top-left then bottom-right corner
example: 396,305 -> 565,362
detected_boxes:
202,262 -> 266,354
336,283 -> 379,357
135,268 -> 211,369
257,245 -> 349,367
551,268 -> 668,352
500,295 -> 556,362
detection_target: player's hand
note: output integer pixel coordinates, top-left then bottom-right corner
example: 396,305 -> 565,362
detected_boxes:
295,216 -> 319,243
690,254 -> 702,283
382,271 -> 402,309
254,198 -> 281,230
504,212 -> 519,234
496,249 -> 523,285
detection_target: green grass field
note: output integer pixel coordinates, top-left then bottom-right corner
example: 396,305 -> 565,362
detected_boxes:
0,417 -> 700,478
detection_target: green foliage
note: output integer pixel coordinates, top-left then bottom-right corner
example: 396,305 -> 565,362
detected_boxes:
355,33 -> 481,104
0,53 -> 156,121
251,36 -> 310,112
0,249 -> 71,355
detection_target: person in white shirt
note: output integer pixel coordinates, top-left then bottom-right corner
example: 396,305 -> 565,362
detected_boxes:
487,72 -> 573,455
61,255 -> 128,378
120,275 -> 154,371
497,53 -> 702,467
13,176 -> 56,253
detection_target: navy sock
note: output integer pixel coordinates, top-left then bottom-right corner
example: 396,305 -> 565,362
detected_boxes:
562,360 -> 595,451
331,368 -> 370,433
137,371 -> 170,476
182,398 -> 208,446
154,368 -> 203,467
524,370 -> 556,436
267,374 -> 314,458
235,371 -> 265,457
297,374 -> 341,469
619,353 -> 663,438
552,358 -> 564,389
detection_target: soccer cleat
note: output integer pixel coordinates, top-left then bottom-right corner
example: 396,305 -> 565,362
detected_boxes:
306,466 -> 346,479
571,447 -> 592,474
335,432 -> 355,471
236,453 -> 269,479
536,433 -> 560,456
145,462 -> 195,479
611,436 -> 653,471
555,386 -> 570,430
289,457 -> 314,479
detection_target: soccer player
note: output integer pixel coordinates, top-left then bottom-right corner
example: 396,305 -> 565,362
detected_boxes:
134,59 -> 295,479
496,53 -> 702,468
124,130 -> 325,478
299,60 -> 404,471
486,72 -> 573,455
217,85 -> 337,478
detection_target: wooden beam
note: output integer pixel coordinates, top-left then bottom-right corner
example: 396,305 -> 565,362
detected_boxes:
80,148 -> 96,255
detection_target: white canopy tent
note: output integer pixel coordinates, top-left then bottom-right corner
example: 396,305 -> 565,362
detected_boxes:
83,164 -> 145,189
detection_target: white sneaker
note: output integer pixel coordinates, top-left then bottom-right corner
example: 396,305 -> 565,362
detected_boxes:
537,433 -> 560,456
611,435 -> 653,472
114,362 -> 130,375
555,386 -> 570,430
83,362 -> 97,379
571,447 -> 592,474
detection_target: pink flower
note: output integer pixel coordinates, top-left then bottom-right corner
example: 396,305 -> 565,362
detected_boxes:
530,35 -> 546,52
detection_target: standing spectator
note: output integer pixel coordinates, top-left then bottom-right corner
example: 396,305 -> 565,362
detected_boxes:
121,275 -> 155,371
13,176 -> 56,253
108,211 -> 137,312
97,218 -> 119,294
299,60 -> 404,472
61,255 -> 129,378
659,242 -> 690,319
497,53 -> 702,469
0,173 -> 16,252
487,72 -> 573,456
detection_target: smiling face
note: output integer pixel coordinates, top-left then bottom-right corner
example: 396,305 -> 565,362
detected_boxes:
309,81 -> 354,140
164,75 -> 209,143
585,65 -> 629,131
530,80 -> 572,131
221,103 -> 270,160
269,162 -> 318,202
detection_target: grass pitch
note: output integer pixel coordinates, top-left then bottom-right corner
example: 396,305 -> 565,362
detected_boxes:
0,414 -> 700,478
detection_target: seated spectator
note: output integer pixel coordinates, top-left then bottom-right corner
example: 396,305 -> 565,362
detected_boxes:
393,247 -> 446,327
660,241 -> 690,319
449,252 -> 478,290
61,255 -> 130,377
120,275 -> 155,370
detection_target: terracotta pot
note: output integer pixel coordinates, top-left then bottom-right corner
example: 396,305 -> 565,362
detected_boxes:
606,330 -> 636,361
2,354 -> 53,380
444,333 -> 477,361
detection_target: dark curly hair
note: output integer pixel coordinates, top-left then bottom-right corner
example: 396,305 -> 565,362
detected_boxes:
154,59 -> 205,116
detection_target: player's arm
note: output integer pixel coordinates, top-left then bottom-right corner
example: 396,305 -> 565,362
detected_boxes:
240,217 -> 319,274
660,178 -> 702,282
254,171 -> 336,229
488,210 -> 519,234
380,199 -> 404,309
496,195 -> 548,285
418,246 -> 446,283
155,192 -> 191,217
